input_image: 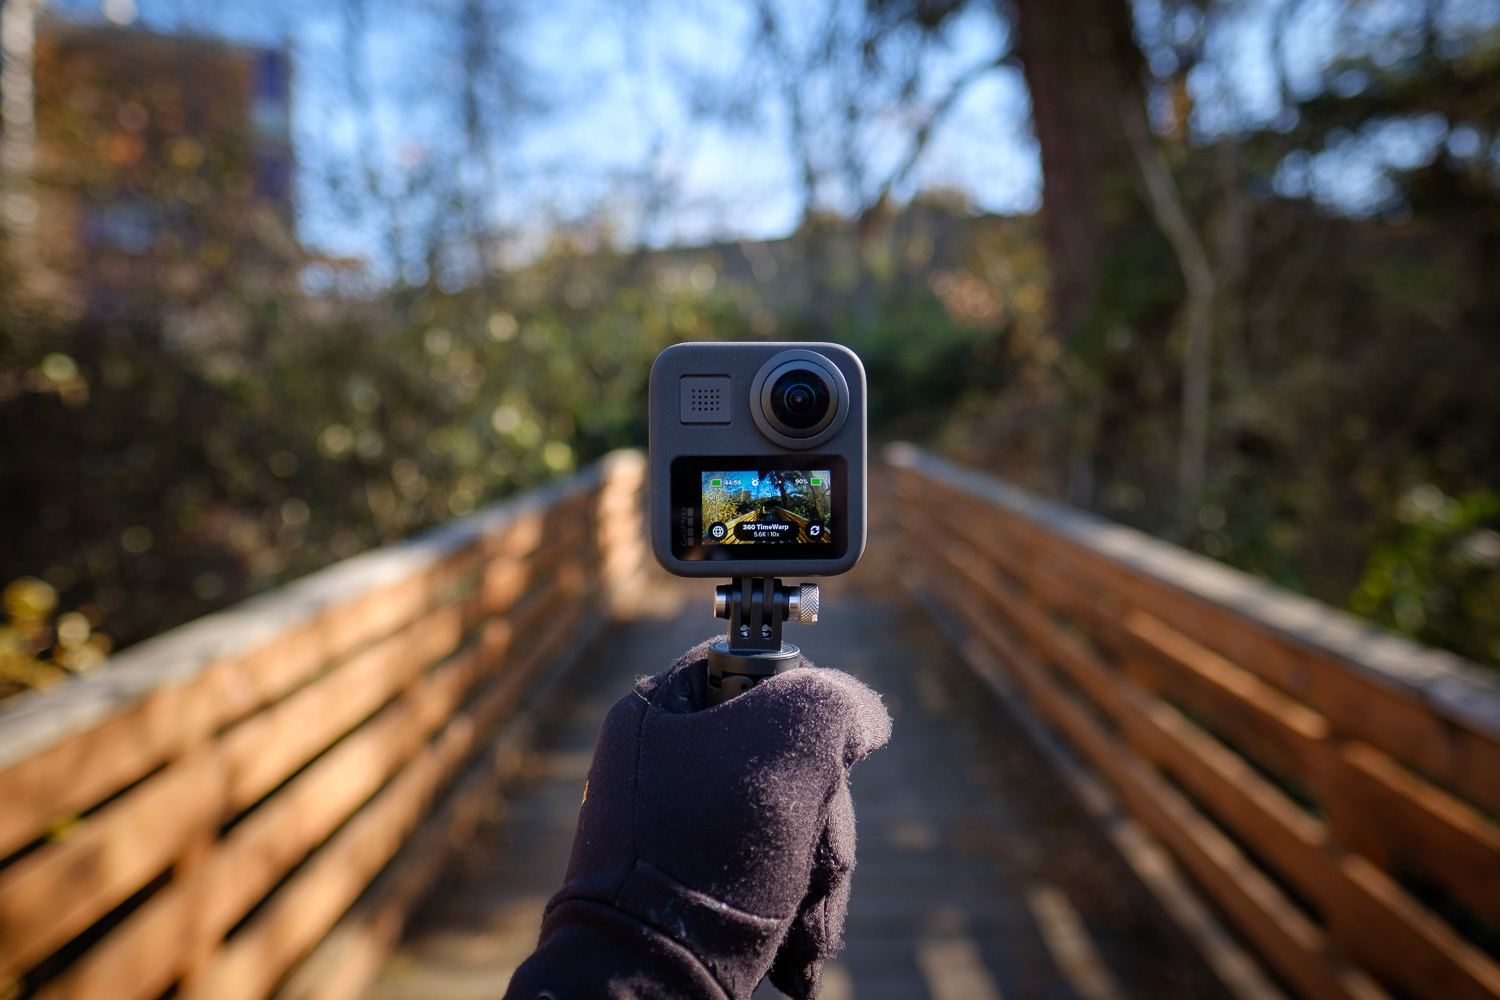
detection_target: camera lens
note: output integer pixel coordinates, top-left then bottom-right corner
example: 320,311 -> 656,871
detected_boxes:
770,369 -> 830,430
751,351 -> 849,446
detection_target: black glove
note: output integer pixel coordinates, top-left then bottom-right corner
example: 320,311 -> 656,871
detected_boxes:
503,640 -> 891,1000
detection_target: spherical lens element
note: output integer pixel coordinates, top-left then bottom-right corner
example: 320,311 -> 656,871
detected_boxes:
753,354 -> 846,445
769,368 -> 831,430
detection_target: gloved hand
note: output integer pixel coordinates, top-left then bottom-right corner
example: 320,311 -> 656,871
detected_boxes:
503,639 -> 891,1000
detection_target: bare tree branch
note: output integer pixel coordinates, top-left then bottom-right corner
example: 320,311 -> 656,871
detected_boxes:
1118,92 -> 1215,523
859,50 -> 1015,229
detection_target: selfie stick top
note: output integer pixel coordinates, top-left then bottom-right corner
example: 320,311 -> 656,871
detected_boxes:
706,577 -> 819,706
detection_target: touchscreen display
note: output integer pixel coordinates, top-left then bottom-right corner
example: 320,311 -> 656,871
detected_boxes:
670,455 -> 846,561
700,470 -> 832,546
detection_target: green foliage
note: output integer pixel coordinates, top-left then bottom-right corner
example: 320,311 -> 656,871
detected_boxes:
0,195 -> 1029,686
7,22 -> 1500,693
0,242 -> 701,660
833,283 -> 1006,436
1350,487 -> 1500,666
0,576 -> 111,700
826,206 -> 1050,438
1081,31 -> 1500,628
931,19 -> 1500,678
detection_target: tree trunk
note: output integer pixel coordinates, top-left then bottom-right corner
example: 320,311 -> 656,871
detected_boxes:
1008,0 -> 1144,340
1011,0 -> 1221,528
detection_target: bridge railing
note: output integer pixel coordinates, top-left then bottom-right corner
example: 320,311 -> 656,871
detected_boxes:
889,444 -> 1500,1000
0,450 -> 646,1000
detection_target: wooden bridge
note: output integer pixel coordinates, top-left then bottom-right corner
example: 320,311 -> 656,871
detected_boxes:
1,447 -> 1498,1000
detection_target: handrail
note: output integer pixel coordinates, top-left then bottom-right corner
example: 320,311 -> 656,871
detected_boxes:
0,449 -> 646,1000
888,443 -> 1500,1000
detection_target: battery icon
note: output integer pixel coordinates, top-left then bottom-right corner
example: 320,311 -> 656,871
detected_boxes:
711,479 -> 721,486
811,478 -> 822,485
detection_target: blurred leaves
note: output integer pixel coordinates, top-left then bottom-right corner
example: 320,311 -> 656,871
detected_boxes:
0,193 -> 1020,692
1351,487 -> 1500,664
932,9 -> 1500,673
5,0 -> 1500,702
0,577 -> 111,700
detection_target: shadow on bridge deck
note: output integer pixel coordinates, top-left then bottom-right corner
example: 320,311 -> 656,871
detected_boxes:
361,571 -> 1232,1000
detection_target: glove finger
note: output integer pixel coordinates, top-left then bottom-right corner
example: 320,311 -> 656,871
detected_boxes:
758,664 -> 893,765
767,784 -> 857,999
625,645 -> 888,921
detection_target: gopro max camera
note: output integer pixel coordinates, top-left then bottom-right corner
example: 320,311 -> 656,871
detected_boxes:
649,342 -> 868,579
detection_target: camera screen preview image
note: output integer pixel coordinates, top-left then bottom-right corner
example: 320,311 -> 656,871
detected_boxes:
699,470 -> 832,546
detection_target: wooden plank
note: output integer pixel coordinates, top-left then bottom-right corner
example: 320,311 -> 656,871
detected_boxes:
934,493 -> 1260,774
924,530 -> 1133,726
0,750 -> 224,979
275,590 -> 602,1000
0,460 -> 618,860
0,680 -> 212,862
1117,609 -> 1330,783
483,521 -> 590,621
33,645 -> 485,1000
599,467 -> 643,501
0,545 -> 481,861
466,582 -> 592,740
1109,752 -> 1386,1000
920,475 -> 1500,929
272,758 -> 517,1000
920,511 -> 1500,1000
0,462 -> 620,996
918,543 -> 1371,1000
1005,508 -> 1500,818
273,774 -> 496,1000
0,449 -> 618,785
37,582 -> 584,1000
935,506 -> 1262,763
921,473 -> 1500,981
221,552 -> 572,824
488,509 -> 544,564
1331,853 -> 1500,1000
484,557 -> 532,615
2,506 -> 581,881
891,452 -> 1500,818
182,704 -> 482,1000
1118,693 -> 1340,914
180,593 -> 595,1000
907,563 -> 1292,1000
1322,742 -> 1500,930
219,600 -> 473,811
198,643 -> 491,959
912,546 -> 1381,1000
926,527 -> 1340,909
927,486 -> 1119,624
0,591 -> 498,983
10,639 -> 484,999
480,497 -> 587,596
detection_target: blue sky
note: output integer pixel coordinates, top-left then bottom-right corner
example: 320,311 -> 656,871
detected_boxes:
49,0 -> 1500,265
55,0 -> 1042,262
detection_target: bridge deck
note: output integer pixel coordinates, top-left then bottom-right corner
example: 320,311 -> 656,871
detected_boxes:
360,576 -> 1229,1000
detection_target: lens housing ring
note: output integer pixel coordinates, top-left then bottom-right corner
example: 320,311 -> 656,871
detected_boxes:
749,350 -> 850,449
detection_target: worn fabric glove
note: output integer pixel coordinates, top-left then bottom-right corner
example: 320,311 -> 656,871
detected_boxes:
503,639 -> 891,1000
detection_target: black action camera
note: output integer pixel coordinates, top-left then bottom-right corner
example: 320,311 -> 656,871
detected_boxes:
648,342 -> 869,705
648,342 -> 868,579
